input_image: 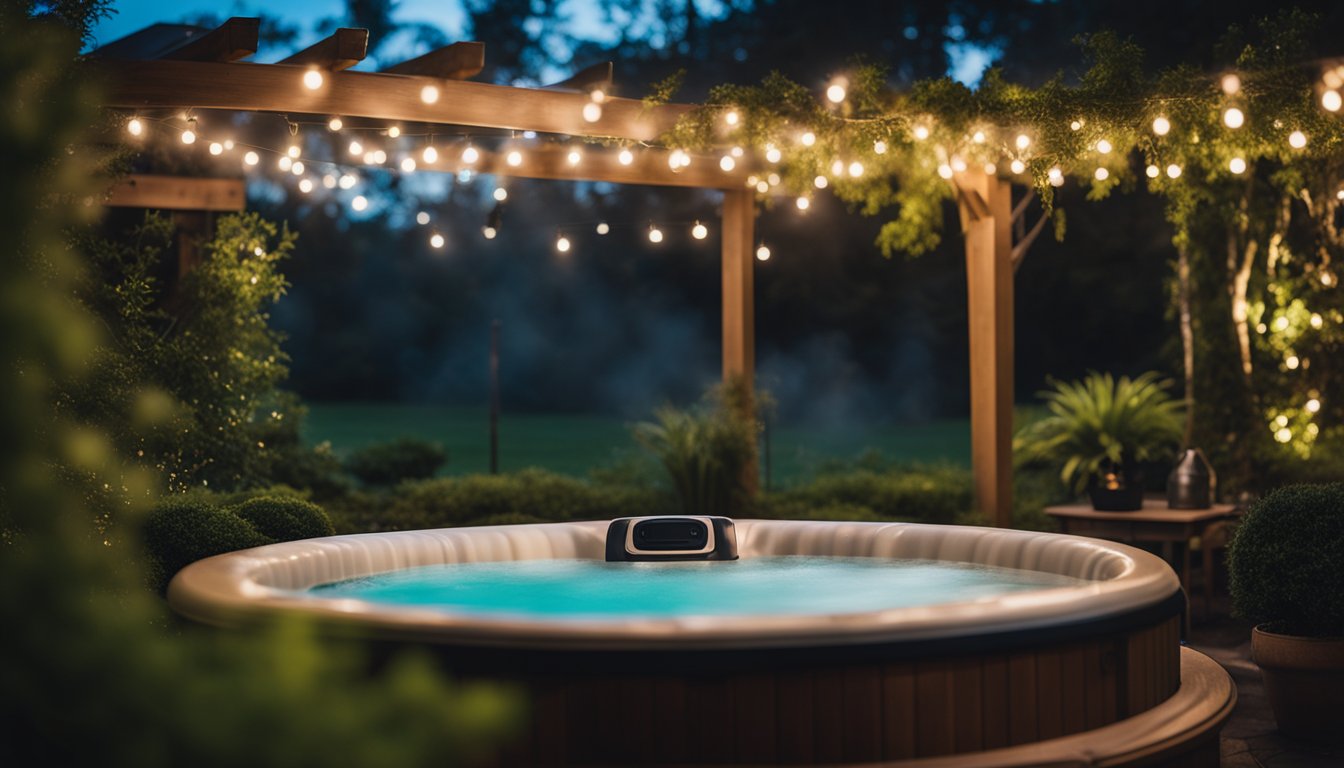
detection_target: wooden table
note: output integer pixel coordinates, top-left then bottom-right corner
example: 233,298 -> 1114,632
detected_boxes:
1044,498 -> 1240,619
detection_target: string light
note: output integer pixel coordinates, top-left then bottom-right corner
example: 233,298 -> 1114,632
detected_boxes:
1010,159 -> 1026,174
826,82 -> 846,103
1015,134 -> 1031,150
937,163 -> 953,179
1166,163 -> 1182,178
1288,130 -> 1307,149
287,144 -> 301,159
1229,157 -> 1247,174
668,148 -> 690,170
291,161 -> 304,175
590,89 -> 606,104
1048,166 -> 1064,187
725,110 -> 740,126
1275,427 -> 1292,443
127,117 -> 143,136
618,148 -> 634,165
1152,116 -> 1171,136
765,145 -> 782,163
972,130 -> 986,144
730,146 -> 744,158
950,157 -> 967,173
416,211 -> 430,225
181,126 -> 196,145
209,142 -> 223,155
692,221 -> 708,239
420,85 -> 440,104
831,159 -> 844,176
1146,164 -> 1160,178
873,140 -> 887,154
814,175 -> 828,189
328,117 -> 343,131
506,150 -> 523,166
800,131 -> 816,146
568,147 -> 583,166
298,178 -> 313,193
755,244 -> 771,261
1095,167 -> 1109,180
848,161 -> 864,178
244,151 -> 259,166
387,126 -> 402,139
483,226 -> 498,239
555,233 -> 571,253
795,196 -> 810,210
1070,120 -> 1082,131
461,144 -> 479,164
303,69 -> 324,90
913,125 -> 929,140
493,187 -> 508,201
648,225 -> 664,243
421,145 -> 438,163
767,173 -> 780,186
984,162 -> 997,175
1096,139 -> 1113,154
224,139 -> 234,150
351,195 -> 368,212
755,180 -> 769,193
1286,355 -> 1300,370
400,157 -> 416,172
372,149 -> 387,164
338,174 -> 356,189
322,174 -> 337,189
278,156 -> 292,171
582,102 -> 602,122
1221,73 -> 1241,95
429,232 -> 445,249
1223,107 -> 1244,129
1307,398 -> 1321,413
596,222 -> 609,235
1324,90 -> 1343,112
1310,313 -> 1323,329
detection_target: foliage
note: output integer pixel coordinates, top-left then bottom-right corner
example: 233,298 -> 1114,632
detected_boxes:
1,8 -> 518,765
633,379 -> 759,517
1227,483 -> 1344,636
345,437 -> 448,486
232,495 -> 334,542
767,464 -> 972,525
1015,372 -> 1184,495
142,498 -> 271,591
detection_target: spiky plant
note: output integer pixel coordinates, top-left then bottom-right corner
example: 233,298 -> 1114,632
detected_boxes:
633,384 -> 757,517
1014,372 -> 1185,495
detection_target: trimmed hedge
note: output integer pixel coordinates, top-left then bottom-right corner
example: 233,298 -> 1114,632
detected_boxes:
142,498 -> 271,591
345,438 -> 447,486
770,465 -> 973,525
232,496 -> 334,542
1227,483 -> 1344,637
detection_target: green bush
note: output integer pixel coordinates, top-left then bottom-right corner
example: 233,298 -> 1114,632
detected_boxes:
142,498 -> 272,590
770,464 -> 973,525
345,438 -> 448,486
1227,483 -> 1344,637
465,512 -> 551,527
232,496 -> 334,542
754,499 -> 887,522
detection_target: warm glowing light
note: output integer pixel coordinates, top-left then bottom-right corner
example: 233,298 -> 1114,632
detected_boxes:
814,175 -> 828,189
462,145 -> 479,164
506,150 -> 523,166
984,163 -> 997,175
937,164 -> 953,179
826,83 -> 846,103
755,180 -> 769,193
400,157 -> 416,172
1273,316 -> 1290,332
913,125 -> 929,141
1070,120 -> 1082,131
1166,163 -> 1182,178
730,146 -> 744,158
493,187 -> 508,201
291,161 -> 304,175
725,110 -> 740,126
1286,355 -> 1300,370
720,155 -> 736,172
618,148 -> 634,165
1096,139 -> 1113,154
323,175 -> 337,189
555,235 -> 570,253
298,178 -> 313,193
1221,73 -> 1241,95
328,117 -> 343,131
303,69 -> 324,90
420,85 -> 439,104
416,211 -> 430,225
1152,117 -> 1171,136
1275,427 -> 1292,443
831,159 -> 844,176
209,142 -> 223,156
668,148 -> 688,169
756,244 -> 771,261
1288,130 -> 1307,149
224,140 -> 234,150
287,145 -> 301,159
596,222 -> 609,235
127,117 -> 143,136
582,102 -> 602,122
1146,164 -> 1160,178
1310,313 -> 1323,329
590,89 -> 606,103
429,233 -> 445,249
873,140 -> 887,154
648,226 -> 663,244
1095,167 -> 1109,180
338,174 -> 356,189
244,151 -> 259,166
1307,398 -> 1321,413
765,145 -> 782,163
1049,167 -> 1064,187
1324,90 -> 1343,112
972,130 -> 986,144
800,131 -> 816,146
278,156 -> 293,171
181,128 -> 196,145
1015,134 -> 1031,150
1223,107 -> 1244,129
372,149 -> 387,164
1010,159 -> 1026,174
348,140 -> 363,156
483,226 -> 498,239
950,157 -> 967,173
351,195 -> 368,211
848,161 -> 864,178
795,196 -> 810,211
692,222 -> 708,239
1229,157 -> 1247,174
767,173 -> 780,186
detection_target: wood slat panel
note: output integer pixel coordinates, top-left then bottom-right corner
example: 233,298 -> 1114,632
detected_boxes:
686,675 -> 735,763
1035,650 -> 1064,740
733,672 -> 777,763
952,660 -> 984,752
382,41 -> 485,80
160,17 -> 258,62
104,174 -> 245,211
279,28 -> 368,71
843,666 -> 883,761
651,677 -> 688,764
529,679 -> 567,764
545,61 -> 614,93
882,663 -> 917,760
812,667 -> 847,762
1082,642 -> 1107,730
1061,645 -> 1087,734
915,665 -> 955,755
1007,652 -> 1038,744
775,668 -> 815,763
980,656 -> 1010,749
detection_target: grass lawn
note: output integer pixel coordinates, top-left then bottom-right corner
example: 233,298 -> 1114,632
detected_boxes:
303,403 -> 972,485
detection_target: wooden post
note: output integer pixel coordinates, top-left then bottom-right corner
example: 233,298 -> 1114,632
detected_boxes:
721,188 -> 757,495
957,169 -> 1014,527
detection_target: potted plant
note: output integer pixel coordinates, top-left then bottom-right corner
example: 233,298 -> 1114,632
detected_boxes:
1227,483 -> 1344,741
1014,371 -> 1183,510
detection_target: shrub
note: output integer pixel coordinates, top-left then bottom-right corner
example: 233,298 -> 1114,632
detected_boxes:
755,499 -> 887,522
345,438 -> 448,486
465,512 -> 551,527
771,464 -> 973,525
1227,483 -> 1344,637
142,498 -> 272,590
232,496 -> 334,542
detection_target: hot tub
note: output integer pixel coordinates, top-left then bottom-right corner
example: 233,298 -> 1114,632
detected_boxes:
169,520 -> 1233,765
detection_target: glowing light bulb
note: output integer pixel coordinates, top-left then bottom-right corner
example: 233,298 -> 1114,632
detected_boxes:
1307,398 -> 1321,413
181,128 -> 196,144
950,157 -> 967,173
506,150 -> 523,166
1221,73 -> 1241,95
291,161 -> 304,175
1146,164 -> 1160,178
348,140 -> 363,156
278,156 -> 292,171
351,195 -> 368,211
1289,130 -> 1307,149
1096,139 -> 1113,154
1070,120 -> 1082,131
286,144 -> 300,159
590,89 -> 606,104
618,148 -> 634,165
984,163 -> 997,175
209,142 -> 223,156
1286,355 -> 1300,370
1095,167 -> 1109,180
493,187 -> 507,201
814,175 -> 828,189
400,157 -> 416,172
461,145 -> 479,164
755,180 -> 769,193
417,83 -> 440,103
244,151 -> 259,166
1152,117 -> 1171,136
303,69 -> 323,90
873,140 -> 887,154
831,159 -> 844,176
1166,163 -> 1182,179
1015,134 -> 1030,150
418,145 -> 436,164
800,131 -> 816,146
848,161 -> 864,178
482,226 -> 497,239
298,178 -> 313,193
1324,90 -> 1343,112
826,83 -> 846,103
648,226 -> 663,243
328,117 -> 343,131
725,110 -> 740,126
937,164 -> 953,179
582,102 -> 602,122
416,211 -> 430,225
1223,107 -> 1244,129
1229,157 -> 1247,174
692,222 -> 708,240
338,174 -> 356,189
766,145 -> 782,163
913,125 -> 929,140
972,131 -> 986,144
1049,167 -> 1064,187
372,149 -> 386,164
1310,313 -> 1323,329
555,235 -> 570,253
795,196 -> 810,211
1010,159 -> 1026,174
756,244 -> 771,261
322,175 -> 336,189
596,222 -> 610,235
127,117 -> 144,136
223,140 -> 234,150
427,233 -> 444,249
1275,427 -> 1292,443
730,146 -> 744,158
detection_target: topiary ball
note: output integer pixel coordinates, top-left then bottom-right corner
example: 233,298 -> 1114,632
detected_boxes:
1227,483 -> 1344,637
231,496 -> 334,542
142,498 -> 271,592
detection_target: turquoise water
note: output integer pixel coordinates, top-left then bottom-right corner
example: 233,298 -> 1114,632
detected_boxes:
308,557 -> 1085,620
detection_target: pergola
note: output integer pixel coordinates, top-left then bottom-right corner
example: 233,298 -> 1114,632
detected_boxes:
96,18 -> 1036,526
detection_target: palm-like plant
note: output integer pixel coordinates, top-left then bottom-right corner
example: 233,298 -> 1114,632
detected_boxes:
633,383 -> 757,517
1015,372 -> 1185,495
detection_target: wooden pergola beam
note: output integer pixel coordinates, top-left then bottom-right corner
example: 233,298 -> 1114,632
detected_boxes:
103,174 -> 245,211
382,41 -> 485,80
101,59 -> 690,143
721,188 -> 757,492
545,62 -> 614,93
279,28 -> 369,71
160,17 -> 258,62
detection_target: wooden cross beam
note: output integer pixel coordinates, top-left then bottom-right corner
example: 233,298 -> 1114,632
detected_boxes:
103,174 -> 245,211
382,41 -> 485,80
545,62 -> 614,93
280,28 -> 369,71
160,17 -> 258,62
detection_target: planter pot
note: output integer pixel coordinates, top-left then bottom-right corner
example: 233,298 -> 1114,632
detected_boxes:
1252,625 -> 1344,742
1087,464 -> 1144,511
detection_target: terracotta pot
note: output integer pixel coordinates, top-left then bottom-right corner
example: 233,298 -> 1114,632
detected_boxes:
1252,625 -> 1344,741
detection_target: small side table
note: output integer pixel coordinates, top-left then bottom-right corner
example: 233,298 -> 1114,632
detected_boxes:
1044,498 -> 1240,620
